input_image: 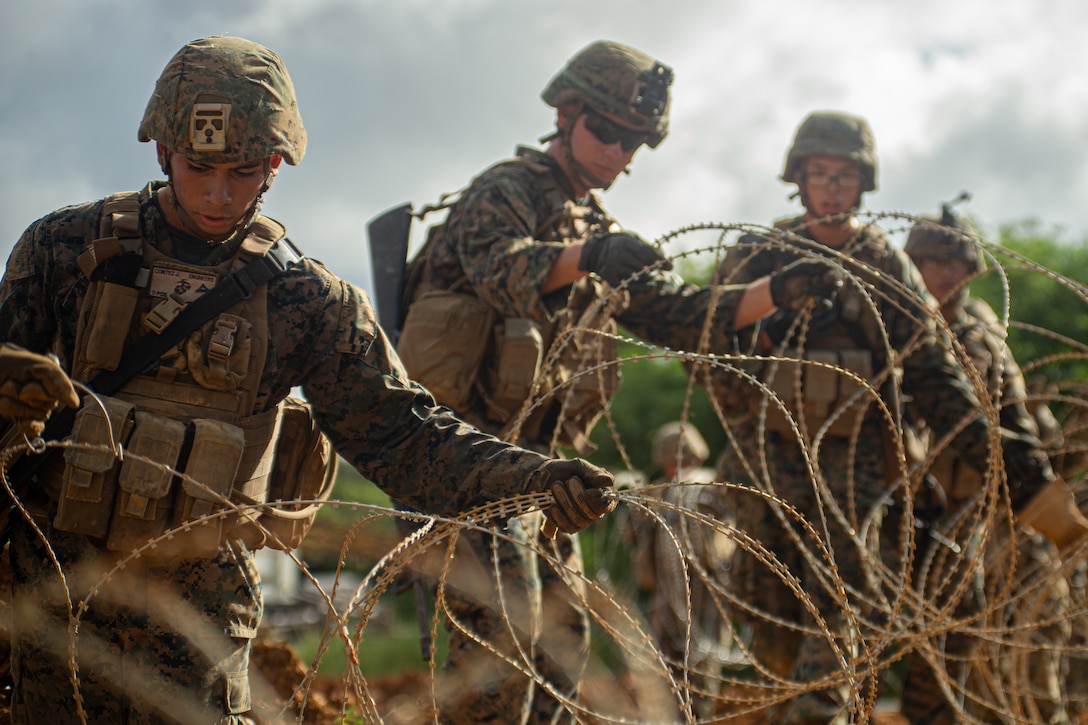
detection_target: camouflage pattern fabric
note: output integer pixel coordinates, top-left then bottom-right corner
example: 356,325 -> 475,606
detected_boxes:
540,40 -> 670,148
780,111 -> 877,191
899,295 -> 1069,724
0,181 -> 554,723
636,467 -> 733,718
421,147 -> 747,360
9,515 -> 260,724
431,515 -> 542,723
138,36 -> 306,166
711,218 -> 1025,723
715,216 -> 1044,491
425,513 -> 590,725
410,145 -> 749,723
721,422 -> 890,723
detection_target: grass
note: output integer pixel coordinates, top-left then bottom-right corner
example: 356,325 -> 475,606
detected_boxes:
287,461 -> 451,677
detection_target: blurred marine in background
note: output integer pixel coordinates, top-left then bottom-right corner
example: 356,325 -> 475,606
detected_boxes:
899,203 -> 1082,723
711,110 -> 1066,724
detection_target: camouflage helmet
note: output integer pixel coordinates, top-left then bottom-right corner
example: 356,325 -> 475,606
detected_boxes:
652,422 -> 710,470
541,40 -> 672,148
139,36 -> 306,165
782,111 -> 877,191
905,197 -> 984,273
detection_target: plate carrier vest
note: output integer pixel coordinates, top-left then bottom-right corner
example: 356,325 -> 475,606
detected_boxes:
39,188 -> 336,557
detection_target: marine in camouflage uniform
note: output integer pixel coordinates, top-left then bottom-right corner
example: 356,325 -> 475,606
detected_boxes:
0,36 -> 615,725
636,422 -> 734,718
711,111 -> 1058,724
899,208 -> 1071,724
397,41 -> 839,724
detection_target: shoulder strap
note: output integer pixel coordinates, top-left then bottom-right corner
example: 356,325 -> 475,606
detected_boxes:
91,234 -> 303,396
76,191 -> 144,278
238,215 -> 287,262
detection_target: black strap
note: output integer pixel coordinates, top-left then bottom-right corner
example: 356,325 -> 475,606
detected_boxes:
8,236 -> 304,485
91,236 -> 302,396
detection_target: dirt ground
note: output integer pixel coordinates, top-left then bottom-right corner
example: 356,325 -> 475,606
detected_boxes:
249,639 -> 911,724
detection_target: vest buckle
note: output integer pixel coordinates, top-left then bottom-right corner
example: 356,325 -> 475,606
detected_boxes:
143,294 -> 187,335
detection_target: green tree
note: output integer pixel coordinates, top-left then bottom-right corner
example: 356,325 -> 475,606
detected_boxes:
585,339 -> 726,475
971,219 -> 1088,384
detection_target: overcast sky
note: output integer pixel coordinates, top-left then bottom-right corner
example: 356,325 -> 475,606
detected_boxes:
3,0 -> 1087,297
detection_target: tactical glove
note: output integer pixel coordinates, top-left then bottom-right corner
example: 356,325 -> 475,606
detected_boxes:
1002,434 -> 1056,511
532,458 -> 616,538
1017,478 -> 1088,555
762,302 -> 839,345
0,344 -> 80,437
578,232 -> 672,287
769,258 -> 843,311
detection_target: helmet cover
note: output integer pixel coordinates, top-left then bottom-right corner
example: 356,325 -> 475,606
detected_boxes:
782,110 -> 876,191
542,40 -> 672,148
138,36 -> 306,165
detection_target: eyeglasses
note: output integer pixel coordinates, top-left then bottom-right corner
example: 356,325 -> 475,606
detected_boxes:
804,169 -> 863,190
582,108 -> 650,152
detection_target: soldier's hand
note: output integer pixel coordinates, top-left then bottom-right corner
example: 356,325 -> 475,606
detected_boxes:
531,458 -> 616,538
1017,478 -> 1088,555
1002,434 -> 1056,511
762,309 -> 796,345
0,344 -> 80,437
579,232 -> 672,287
769,258 -> 843,311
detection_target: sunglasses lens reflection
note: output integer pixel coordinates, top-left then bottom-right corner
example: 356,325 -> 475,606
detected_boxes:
584,110 -> 647,151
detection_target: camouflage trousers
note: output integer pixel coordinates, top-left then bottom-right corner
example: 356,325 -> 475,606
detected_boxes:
1065,560 -> 1088,720
432,512 -> 590,725
888,507 -> 1070,724
7,513 -> 261,724
895,516 -> 987,725
721,425 -> 891,724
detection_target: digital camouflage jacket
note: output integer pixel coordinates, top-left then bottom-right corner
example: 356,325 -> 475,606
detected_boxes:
408,146 -> 748,448
0,181 -> 550,516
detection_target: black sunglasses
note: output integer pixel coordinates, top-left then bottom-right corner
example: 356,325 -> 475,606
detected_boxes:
582,108 -> 650,152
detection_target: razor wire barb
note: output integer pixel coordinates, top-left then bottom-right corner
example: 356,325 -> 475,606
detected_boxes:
2,210 -> 1088,723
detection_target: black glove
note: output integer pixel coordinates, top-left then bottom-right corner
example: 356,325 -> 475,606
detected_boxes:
578,232 -> 672,287
768,258 -> 843,311
761,310 -> 797,346
0,344 -> 80,437
531,458 -> 616,538
1002,434 -> 1055,511
764,300 -> 841,344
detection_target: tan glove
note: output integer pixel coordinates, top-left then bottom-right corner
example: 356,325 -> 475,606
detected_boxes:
0,344 -> 80,437
532,458 -> 616,539
1017,478 -> 1088,555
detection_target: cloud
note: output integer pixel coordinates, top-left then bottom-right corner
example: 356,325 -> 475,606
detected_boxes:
4,0 -> 1088,301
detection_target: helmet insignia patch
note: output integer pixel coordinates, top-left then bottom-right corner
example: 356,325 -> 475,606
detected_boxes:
190,103 -> 231,153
